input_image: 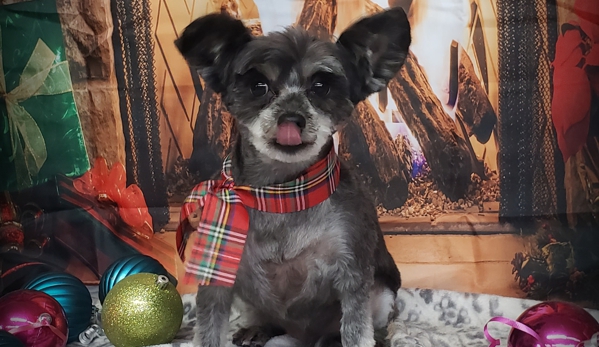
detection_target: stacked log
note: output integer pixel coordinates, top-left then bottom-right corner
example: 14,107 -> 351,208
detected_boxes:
243,18 -> 265,36
387,53 -> 473,201
338,102 -> 411,209
189,88 -> 235,180
387,0 -> 413,13
367,0 -> 475,201
457,46 -> 497,144
297,0 -> 338,39
220,0 -> 242,18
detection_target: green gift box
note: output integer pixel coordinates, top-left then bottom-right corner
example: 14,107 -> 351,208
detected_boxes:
0,0 -> 89,191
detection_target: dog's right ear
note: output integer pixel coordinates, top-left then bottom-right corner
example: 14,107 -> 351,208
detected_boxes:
175,13 -> 253,93
336,8 -> 411,104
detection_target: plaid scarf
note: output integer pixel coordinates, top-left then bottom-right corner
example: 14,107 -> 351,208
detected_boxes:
176,147 -> 341,286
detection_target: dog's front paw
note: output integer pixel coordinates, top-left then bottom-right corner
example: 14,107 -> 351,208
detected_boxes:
193,329 -> 213,347
340,330 -> 377,347
232,326 -> 281,347
341,324 -> 376,347
356,337 -> 376,347
194,326 -> 226,347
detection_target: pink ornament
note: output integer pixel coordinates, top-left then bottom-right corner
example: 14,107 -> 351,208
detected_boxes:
485,301 -> 599,347
0,290 -> 68,347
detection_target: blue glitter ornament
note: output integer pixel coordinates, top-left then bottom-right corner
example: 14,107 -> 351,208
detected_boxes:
24,272 -> 93,343
0,330 -> 24,347
99,254 -> 176,304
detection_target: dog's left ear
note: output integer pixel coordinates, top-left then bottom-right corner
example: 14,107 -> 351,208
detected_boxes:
336,8 -> 411,104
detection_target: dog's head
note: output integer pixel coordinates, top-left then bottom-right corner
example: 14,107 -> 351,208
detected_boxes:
175,9 -> 411,164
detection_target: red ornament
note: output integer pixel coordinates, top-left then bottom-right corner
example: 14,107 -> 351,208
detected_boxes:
0,192 -> 24,253
0,289 -> 68,347
0,222 -> 24,253
486,301 -> 599,347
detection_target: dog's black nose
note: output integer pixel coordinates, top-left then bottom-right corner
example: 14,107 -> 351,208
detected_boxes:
277,114 -> 306,129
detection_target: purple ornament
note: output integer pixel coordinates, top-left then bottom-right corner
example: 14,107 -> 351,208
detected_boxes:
0,289 -> 68,347
508,301 -> 599,347
485,301 -> 599,347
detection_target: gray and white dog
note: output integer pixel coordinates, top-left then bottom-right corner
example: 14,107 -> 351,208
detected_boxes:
175,8 -> 411,347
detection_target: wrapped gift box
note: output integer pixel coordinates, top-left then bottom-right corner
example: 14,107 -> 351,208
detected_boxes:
50,174 -> 179,284
0,0 -> 90,192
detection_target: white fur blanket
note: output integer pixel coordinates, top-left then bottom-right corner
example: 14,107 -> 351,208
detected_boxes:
69,287 -> 599,347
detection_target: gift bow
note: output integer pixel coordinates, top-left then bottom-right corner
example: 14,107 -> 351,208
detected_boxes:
0,27 -> 74,187
73,157 -> 154,240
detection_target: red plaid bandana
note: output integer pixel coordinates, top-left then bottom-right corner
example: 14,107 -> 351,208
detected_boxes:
175,147 -> 341,286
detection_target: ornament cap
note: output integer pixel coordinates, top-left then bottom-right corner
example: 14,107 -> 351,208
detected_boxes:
79,324 -> 102,345
38,313 -> 53,325
156,275 -> 170,289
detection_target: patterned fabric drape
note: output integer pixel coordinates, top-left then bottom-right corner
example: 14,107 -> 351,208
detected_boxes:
497,0 -> 560,224
110,0 -> 169,229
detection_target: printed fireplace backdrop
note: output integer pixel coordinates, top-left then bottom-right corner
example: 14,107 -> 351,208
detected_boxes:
1,0 -> 598,306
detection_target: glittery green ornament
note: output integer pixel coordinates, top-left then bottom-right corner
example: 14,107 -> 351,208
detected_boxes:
101,273 -> 183,347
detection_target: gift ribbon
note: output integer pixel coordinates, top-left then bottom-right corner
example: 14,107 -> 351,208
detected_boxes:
579,333 -> 599,347
0,27 -> 74,187
485,317 -> 599,347
8,313 -> 67,346
73,157 -> 154,238
484,316 -> 544,347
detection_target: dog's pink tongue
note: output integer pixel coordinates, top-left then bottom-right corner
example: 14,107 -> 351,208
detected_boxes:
276,122 -> 302,146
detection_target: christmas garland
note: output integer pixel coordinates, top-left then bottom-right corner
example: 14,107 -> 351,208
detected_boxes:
511,222 -> 599,307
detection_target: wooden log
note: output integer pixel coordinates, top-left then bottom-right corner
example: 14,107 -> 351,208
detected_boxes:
366,0 -> 475,201
243,18 -> 264,36
219,0 -> 242,18
455,108 -> 489,179
189,87 -> 234,180
564,138 -> 599,227
387,0 -> 413,13
457,46 -> 497,144
297,0 -> 338,39
338,102 -> 411,209
387,53 -> 474,201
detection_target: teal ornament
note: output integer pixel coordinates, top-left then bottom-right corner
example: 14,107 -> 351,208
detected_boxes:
99,254 -> 177,304
0,330 -> 24,347
24,272 -> 92,343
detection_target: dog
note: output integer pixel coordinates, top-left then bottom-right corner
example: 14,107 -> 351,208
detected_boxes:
175,7 -> 411,347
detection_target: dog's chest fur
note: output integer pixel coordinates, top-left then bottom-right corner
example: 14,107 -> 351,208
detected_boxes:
234,197 -> 352,321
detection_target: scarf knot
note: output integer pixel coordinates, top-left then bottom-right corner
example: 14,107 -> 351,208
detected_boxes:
176,147 -> 341,286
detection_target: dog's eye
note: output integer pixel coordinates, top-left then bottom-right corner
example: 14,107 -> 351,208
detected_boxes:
310,81 -> 330,97
251,82 -> 269,97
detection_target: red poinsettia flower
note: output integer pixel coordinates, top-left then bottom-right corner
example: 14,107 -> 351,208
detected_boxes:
552,0 -> 599,162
